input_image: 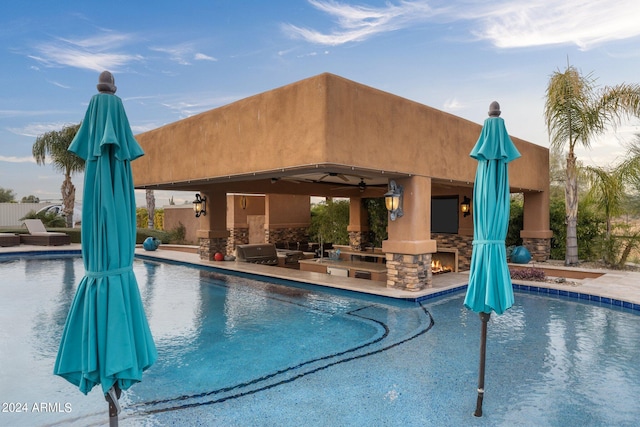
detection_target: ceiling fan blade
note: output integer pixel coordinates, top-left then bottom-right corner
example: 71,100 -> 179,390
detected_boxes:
337,174 -> 349,182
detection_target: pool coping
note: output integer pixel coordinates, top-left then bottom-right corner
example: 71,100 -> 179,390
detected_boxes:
3,244 -> 640,312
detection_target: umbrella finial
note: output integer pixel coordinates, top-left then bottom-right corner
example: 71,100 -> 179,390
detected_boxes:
488,101 -> 500,117
97,71 -> 117,94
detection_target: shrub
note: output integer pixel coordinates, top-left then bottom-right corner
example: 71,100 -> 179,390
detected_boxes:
136,207 -> 164,230
510,267 -> 546,281
364,197 -> 388,248
168,222 -> 187,245
549,198 -> 604,261
20,209 -> 66,228
506,197 -> 524,247
135,228 -> 171,245
309,199 -> 350,245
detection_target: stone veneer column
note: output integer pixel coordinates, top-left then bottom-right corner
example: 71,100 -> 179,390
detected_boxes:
520,191 -> 552,262
197,230 -> 229,261
348,231 -> 369,251
226,226 -> 249,255
196,191 -> 229,261
522,237 -> 551,262
381,176 -> 437,291
385,253 -> 433,291
199,236 -> 228,261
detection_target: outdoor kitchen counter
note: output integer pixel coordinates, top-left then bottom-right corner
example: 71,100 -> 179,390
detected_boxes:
298,258 -> 387,281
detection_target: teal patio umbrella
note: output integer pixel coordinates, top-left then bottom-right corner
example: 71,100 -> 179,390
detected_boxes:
54,71 -> 157,426
463,102 -> 520,417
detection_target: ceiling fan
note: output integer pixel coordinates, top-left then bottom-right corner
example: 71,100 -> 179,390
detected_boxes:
318,172 -> 350,182
331,178 -> 368,193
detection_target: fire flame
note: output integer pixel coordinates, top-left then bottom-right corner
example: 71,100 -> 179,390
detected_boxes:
431,259 -> 452,274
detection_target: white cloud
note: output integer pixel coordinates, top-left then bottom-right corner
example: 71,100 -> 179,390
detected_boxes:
469,0 -> 640,50
47,80 -> 71,89
284,0 -> 640,51
8,122 -> 78,138
30,30 -> 142,72
282,0 -> 440,46
150,44 -> 195,65
194,52 -> 217,61
0,155 -> 36,164
443,98 -> 465,111
151,43 -> 217,65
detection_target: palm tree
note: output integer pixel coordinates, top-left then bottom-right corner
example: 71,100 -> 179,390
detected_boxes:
584,164 -> 626,238
32,124 -> 84,227
544,65 -> 640,265
145,189 -> 155,229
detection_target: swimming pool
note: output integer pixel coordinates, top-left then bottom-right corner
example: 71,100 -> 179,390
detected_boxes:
1,254 -> 639,426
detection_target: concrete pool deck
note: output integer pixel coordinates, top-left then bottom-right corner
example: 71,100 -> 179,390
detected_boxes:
2,243 -> 640,308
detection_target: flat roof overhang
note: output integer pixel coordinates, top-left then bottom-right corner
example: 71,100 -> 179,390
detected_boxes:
132,73 -> 549,198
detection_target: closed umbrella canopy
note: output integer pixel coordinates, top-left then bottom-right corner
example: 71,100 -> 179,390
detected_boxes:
54,78 -> 157,402
464,109 -> 521,315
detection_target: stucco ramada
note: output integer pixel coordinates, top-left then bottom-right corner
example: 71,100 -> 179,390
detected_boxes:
132,72 -> 552,291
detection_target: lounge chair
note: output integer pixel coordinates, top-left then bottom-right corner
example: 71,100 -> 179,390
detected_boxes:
0,233 -> 20,247
20,219 -> 71,246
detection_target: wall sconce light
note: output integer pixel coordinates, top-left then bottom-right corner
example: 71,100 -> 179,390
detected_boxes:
384,180 -> 404,221
193,193 -> 206,217
461,196 -> 471,217
240,195 -> 247,210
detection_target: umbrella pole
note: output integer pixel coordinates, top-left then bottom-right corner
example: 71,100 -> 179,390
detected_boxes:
106,383 -> 122,427
474,312 -> 491,417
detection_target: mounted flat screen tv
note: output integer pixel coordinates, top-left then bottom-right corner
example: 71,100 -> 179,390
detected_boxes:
431,196 -> 459,234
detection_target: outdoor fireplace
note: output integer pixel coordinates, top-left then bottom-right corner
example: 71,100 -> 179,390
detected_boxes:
431,249 -> 458,274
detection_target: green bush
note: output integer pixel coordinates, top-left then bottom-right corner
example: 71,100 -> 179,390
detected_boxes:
167,222 -> 187,244
364,198 -> 388,248
135,228 -> 171,245
309,199 -> 350,245
136,207 -> 164,230
549,198 -> 605,261
20,210 -> 67,228
506,198 -> 524,247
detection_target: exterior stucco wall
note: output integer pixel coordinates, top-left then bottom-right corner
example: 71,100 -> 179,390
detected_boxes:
163,205 -> 200,244
133,77 -> 329,186
133,73 -> 548,194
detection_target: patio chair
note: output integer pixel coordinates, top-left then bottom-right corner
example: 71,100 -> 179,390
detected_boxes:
0,233 -> 20,247
20,219 -> 71,246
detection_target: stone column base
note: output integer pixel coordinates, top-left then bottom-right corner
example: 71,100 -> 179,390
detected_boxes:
265,227 -> 309,244
522,237 -> 551,262
385,253 -> 432,291
227,227 -> 249,255
199,237 -> 228,261
348,231 -> 369,251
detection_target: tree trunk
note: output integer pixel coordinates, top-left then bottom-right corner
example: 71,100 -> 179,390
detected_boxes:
565,153 -> 579,265
61,175 -> 76,228
146,189 -> 155,229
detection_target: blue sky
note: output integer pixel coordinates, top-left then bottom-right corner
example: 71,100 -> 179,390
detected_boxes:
2,0 -> 640,206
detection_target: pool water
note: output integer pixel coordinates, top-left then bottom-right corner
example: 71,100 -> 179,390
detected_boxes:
1,255 -> 639,426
